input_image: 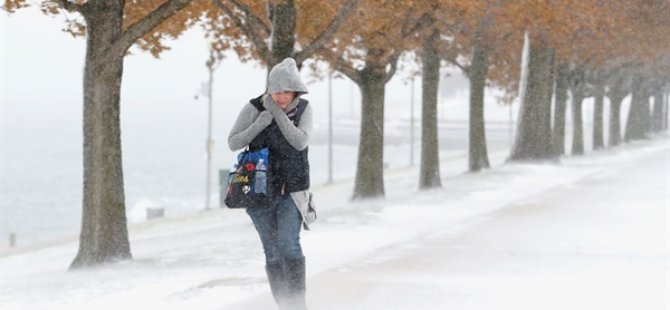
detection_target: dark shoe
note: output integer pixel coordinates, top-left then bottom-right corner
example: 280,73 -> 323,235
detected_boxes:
284,258 -> 307,310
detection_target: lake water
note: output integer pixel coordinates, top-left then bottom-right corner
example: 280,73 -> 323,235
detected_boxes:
1,104 -> 515,248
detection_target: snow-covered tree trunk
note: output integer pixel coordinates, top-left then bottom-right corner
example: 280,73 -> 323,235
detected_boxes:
419,30 -> 442,188
664,89 -> 669,130
509,39 -> 556,162
570,72 -> 585,156
68,0 -> 194,269
352,61 -> 387,199
607,75 -> 628,147
609,96 -> 624,146
592,80 -> 605,150
71,2 -> 131,268
651,83 -> 665,132
571,95 -> 585,155
551,63 -> 569,156
664,88 -> 669,130
468,45 -> 490,171
625,75 -> 650,142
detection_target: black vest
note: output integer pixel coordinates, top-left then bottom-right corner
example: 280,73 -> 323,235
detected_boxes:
248,95 -> 310,195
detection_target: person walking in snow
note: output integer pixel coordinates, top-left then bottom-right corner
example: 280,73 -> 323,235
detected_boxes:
228,57 -> 315,310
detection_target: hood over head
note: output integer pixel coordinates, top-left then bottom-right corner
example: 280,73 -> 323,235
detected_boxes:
267,58 -> 308,95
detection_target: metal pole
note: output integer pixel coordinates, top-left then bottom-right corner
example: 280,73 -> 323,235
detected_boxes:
328,72 -> 334,184
205,66 -> 214,210
410,76 -> 415,166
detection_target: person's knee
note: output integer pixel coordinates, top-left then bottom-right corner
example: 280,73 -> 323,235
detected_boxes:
277,239 -> 303,260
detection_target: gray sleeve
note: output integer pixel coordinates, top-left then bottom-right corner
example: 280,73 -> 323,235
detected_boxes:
268,103 -> 313,151
227,104 -> 271,151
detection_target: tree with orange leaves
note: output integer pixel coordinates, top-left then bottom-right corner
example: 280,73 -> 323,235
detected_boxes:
619,1 -> 670,142
549,0 -> 670,150
502,0 -> 587,161
312,0 -> 432,199
2,0 -> 361,268
558,2 -> 639,155
3,0 -> 209,268
649,58 -> 670,132
432,0 -> 520,172
504,0 -> 618,160
208,0 -> 358,70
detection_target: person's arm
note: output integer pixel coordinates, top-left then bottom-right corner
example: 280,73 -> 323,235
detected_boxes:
264,100 -> 313,151
228,104 -> 273,151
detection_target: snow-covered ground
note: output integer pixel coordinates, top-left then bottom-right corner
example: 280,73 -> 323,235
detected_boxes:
1,134 -> 668,310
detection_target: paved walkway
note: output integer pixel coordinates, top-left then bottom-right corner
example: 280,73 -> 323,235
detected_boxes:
229,146 -> 668,310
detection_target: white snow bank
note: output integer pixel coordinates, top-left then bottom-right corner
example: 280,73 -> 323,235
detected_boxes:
1,134 -> 668,310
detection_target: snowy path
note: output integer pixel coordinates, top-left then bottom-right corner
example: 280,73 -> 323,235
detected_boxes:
230,140 -> 669,310
1,137 -> 668,310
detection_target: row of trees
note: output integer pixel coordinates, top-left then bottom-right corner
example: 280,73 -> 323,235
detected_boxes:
4,0 -> 668,267
505,1 -> 670,162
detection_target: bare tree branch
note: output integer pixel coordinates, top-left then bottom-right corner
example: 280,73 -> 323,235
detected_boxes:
213,0 -> 270,63
294,0 -> 358,66
383,52 -> 401,84
336,60 -> 362,84
229,0 -> 271,35
110,0 -> 193,57
320,49 -> 361,84
401,12 -> 434,39
54,0 -> 83,13
444,54 -> 469,75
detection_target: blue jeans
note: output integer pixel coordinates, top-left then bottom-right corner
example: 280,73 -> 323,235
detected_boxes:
246,195 -> 304,265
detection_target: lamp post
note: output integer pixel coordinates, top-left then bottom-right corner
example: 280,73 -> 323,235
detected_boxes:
203,47 -> 222,210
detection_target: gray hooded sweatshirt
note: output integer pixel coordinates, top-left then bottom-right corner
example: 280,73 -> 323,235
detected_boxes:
228,58 -> 316,229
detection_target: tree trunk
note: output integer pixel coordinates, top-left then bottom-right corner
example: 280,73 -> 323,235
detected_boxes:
419,30 -> 442,188
651,84 -> 664,132
571,88 -> 585,155
268,0 -> 297,68
71,4 -> 131,269
607,75 -> 627,147
609,97 -> 623,147
592,80 -> 605,150
509,39 -> 556,161
625,75 -> 649,142
664,89 -> 669,130
569,70 -> 585,156
665,90 -> 669,130
352,64 -> 386,199
641,96 -> 651,134
551,63 -> 569,156
468,45 -> 490,172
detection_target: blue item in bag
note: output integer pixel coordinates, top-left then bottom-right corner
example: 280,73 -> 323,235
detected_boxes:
225,147 -> 270,208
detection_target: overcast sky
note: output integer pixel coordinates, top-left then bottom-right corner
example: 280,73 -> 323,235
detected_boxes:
1,7 -> 516,135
